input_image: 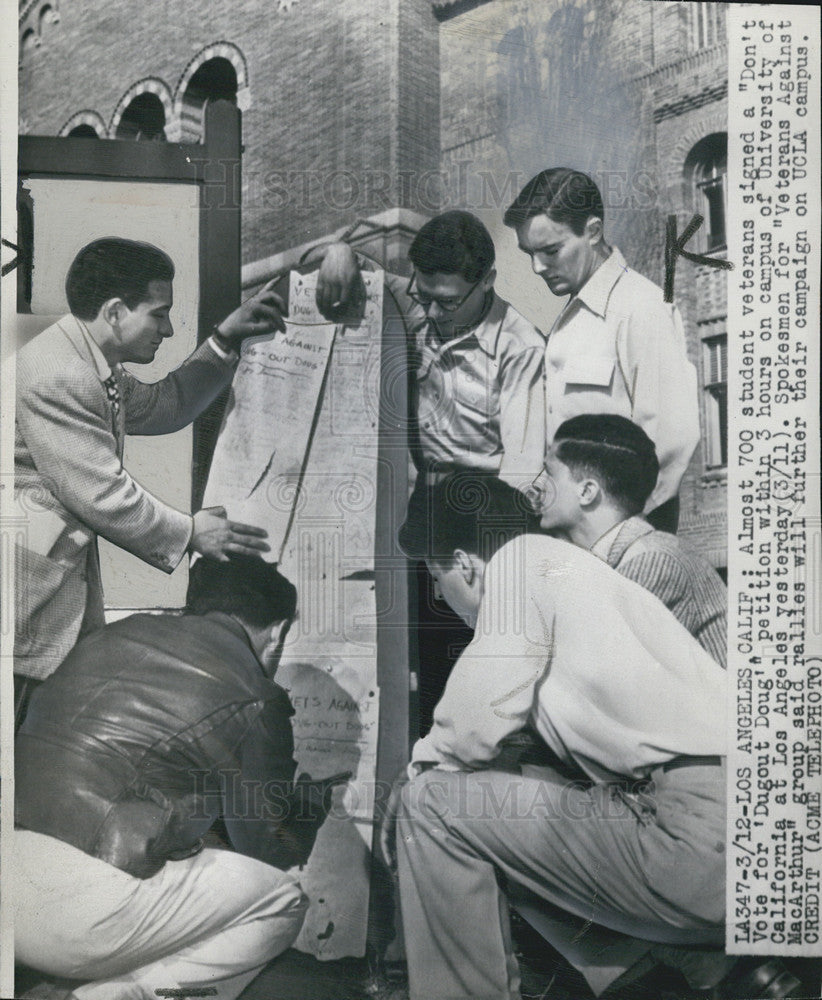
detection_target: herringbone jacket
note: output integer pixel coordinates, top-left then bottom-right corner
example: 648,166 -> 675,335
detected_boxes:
14,314 -> 234,679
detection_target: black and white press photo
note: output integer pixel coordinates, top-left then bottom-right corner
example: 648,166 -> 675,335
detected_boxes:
0,2 -> 820,999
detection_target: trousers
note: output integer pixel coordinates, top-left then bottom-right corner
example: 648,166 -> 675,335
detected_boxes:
14,830 -> 308,1000
396,761 -> 725,1000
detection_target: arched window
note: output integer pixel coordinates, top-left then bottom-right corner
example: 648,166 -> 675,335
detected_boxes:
686,133 -> 727,253
68,123 -> 99,138
39,4 -> 56,34
115,92 -> 167,141
20,28 -> 38,61
180,57 -> 238,142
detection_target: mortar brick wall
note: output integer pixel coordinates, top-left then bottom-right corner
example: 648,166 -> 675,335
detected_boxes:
19,0 -> 440,265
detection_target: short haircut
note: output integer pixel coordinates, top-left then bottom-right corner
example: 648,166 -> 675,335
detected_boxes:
399,471 -> 539,563
503,168 -> 605,236
553,415 -> 659,516
408,210 -> 495,283
66,238 -> 175,320
186,556 -> 297,631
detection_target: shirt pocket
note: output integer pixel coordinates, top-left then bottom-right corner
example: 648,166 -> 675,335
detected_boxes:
13,543 -> 86,659
561,355 -> 615,391
450,360 -> 498,418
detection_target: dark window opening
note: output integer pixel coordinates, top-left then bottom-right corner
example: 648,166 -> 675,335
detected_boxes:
68,123 -> 99,139
687,133 -> 727,253
116,92 -> 166,141
180,58 -> 238,142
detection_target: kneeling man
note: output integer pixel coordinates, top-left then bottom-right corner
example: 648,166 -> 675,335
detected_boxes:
15,556 -> 343,1000
394,474 -> 727,999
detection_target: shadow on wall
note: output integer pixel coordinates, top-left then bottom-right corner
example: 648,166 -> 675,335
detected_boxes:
493,0 -> 661,273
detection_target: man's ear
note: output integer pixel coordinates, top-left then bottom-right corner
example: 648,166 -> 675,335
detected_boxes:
585,216 -> 604,246
578,477 -> 601,508
453,548 -> 476,584
268,619 -> 291,649
100,297 -> 125,328
482,266 -> 497,291
259,618 -> 293,678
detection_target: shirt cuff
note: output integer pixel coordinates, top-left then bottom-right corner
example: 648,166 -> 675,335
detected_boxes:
207,333 -> 238,362
166,514 -> 195,571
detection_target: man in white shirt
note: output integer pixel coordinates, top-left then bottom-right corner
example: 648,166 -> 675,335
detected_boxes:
503,168 -> 700,533
315,211 -> 546,487
392,472 -> 732,999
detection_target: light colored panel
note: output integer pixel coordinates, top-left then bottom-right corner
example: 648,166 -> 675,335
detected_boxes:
204,270 -> 386,959
24,177 -> 200,608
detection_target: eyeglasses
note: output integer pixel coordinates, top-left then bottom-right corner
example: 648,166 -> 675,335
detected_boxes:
524,469 -> 550,512
405,271 -> 487,313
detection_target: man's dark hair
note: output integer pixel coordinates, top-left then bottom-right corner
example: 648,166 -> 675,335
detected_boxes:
503,168 -> 605,236
408,210 -> 495,283
553,415 -> 659,516
186,556 -> 297,630
65,238 -> 175,320
399,471 -> 538,563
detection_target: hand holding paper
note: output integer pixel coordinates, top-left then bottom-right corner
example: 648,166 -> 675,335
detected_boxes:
315,242 -> 366,321
214,279 -> 287,349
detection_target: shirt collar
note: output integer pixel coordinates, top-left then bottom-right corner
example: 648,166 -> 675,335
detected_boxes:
590,520 -> 624,561
591,515 -> 654,564
574,247 -> 629,319
61,314 -> 114,381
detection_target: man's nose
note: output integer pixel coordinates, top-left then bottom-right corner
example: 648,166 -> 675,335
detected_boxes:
530,254 -> 546,276
525,473 -> 548,510
161,319 -> 174,338
426,300 -> 447,322
433,581 -> 443,602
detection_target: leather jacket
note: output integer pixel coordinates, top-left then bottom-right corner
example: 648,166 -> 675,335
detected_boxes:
16,611 -> 321,878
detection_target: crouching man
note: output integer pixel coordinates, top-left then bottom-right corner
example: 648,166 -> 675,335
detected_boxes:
14,556 -> 345,1000
533,414 -> 728,667
391,473 -> 731,999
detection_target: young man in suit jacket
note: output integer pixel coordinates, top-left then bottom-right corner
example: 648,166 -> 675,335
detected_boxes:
14,237 -> 283,691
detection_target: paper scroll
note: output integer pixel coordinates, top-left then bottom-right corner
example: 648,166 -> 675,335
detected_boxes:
202,320 -> 337,559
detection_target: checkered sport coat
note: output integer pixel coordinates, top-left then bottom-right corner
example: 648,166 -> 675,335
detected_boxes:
14,314 -> 235,680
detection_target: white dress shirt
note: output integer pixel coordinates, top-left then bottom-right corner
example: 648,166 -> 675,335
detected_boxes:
412,533 -> 726,783
544,248 -> 700,511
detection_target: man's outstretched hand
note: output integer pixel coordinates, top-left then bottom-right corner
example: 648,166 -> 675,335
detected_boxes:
190,506 -> 270,560
315,243 -> 366,322
214,278 -> 287,350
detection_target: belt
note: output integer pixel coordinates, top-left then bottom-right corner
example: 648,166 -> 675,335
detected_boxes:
416,465 -> 478,488
661,754 -> 722,773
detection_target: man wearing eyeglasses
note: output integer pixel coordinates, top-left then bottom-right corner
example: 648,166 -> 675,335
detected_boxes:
316,210 -> 546,491
315,211 -> 546,729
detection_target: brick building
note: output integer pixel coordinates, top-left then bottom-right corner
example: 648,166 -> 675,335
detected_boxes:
17,0 -> 728,566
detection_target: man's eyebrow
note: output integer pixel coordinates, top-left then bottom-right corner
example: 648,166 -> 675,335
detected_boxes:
518,242 -> 560,253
